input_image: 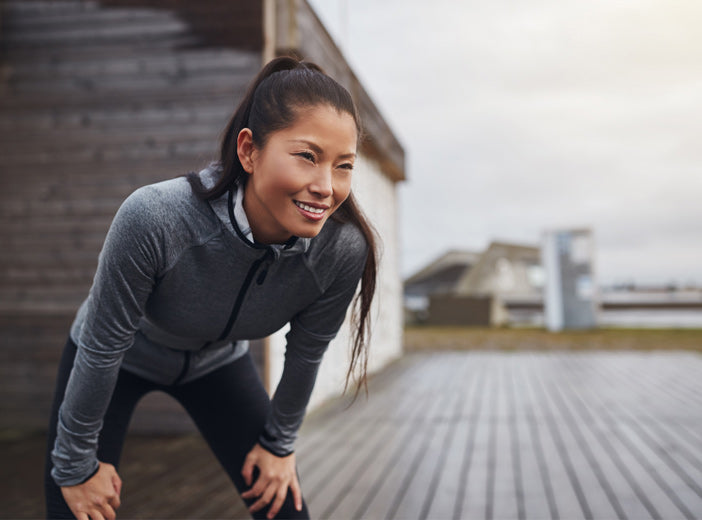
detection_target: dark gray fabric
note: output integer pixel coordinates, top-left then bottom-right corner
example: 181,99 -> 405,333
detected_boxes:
51,167 -> 367,486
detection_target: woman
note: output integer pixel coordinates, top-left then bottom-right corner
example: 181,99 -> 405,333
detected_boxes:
44,56 -> 377,520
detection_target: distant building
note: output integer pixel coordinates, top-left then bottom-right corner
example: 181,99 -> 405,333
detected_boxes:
542,229 -> 597,331
405,241 -> 543,326
404,250 -> 480,314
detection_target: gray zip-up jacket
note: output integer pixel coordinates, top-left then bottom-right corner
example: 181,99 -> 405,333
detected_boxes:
51,166 -> 367,486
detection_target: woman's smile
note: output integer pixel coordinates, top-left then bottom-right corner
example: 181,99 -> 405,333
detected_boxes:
294,200 -> 329,220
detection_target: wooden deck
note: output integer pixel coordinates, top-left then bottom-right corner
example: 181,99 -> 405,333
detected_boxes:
2,350 -> 702,519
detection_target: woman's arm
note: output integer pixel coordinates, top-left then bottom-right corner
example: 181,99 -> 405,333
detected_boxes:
51,186 -> 164,487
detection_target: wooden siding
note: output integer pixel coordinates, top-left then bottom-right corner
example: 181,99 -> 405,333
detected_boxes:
0,0 -> 263,430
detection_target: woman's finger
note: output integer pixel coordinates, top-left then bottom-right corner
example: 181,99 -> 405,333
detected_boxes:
112,471 -> 123,496
249,484 -> 277,514
97,503 -> 116,520
87,510 -> 106,520
241,455 -> 256,487
108,491 -> 121,510
241,474 -> 267,501
290,474 -> 302,511
267,484 -> 289,519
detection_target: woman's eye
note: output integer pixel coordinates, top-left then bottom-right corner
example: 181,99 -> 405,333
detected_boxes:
296,151 -> 315,162
338,163 -> 354,171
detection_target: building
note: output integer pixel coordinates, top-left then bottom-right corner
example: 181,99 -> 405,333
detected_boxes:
542,228 -> 597,331
405,241 -> 543,326
403,249 -> 480,319
0,0 -> 405,431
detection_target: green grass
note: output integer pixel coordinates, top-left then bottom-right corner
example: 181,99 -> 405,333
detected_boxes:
404,325 -> 702,352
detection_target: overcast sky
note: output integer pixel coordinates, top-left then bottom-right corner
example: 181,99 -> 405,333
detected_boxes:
308,0 -> 702,286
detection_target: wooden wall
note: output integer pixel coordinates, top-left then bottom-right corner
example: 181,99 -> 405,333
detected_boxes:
0,0 -> 263,431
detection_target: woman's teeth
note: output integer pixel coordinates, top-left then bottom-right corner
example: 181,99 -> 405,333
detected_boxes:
295,201 -> 325,214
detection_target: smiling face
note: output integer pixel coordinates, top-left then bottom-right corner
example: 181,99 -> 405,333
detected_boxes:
237,104 -> 358,244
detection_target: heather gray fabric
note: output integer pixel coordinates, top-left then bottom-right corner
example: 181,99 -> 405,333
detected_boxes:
51,166 -> 367,486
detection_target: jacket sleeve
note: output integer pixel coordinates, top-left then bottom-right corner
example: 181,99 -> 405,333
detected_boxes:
258,230 -> 368,456
51,187 -> 164,486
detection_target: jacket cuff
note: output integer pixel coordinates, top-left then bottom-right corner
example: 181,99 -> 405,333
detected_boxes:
258,429 -> 294,458
51,458 -> 100,487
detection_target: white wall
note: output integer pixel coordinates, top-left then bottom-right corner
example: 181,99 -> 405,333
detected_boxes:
267,153 -> 404,410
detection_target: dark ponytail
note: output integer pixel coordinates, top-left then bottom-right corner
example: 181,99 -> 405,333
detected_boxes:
188,56 -> 377,395
332,194 -> 378,398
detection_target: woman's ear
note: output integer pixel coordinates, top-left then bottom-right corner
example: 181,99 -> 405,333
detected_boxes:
237,128 -> 256,174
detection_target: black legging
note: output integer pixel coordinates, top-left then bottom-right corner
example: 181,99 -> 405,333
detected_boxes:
44,338 -> 310,519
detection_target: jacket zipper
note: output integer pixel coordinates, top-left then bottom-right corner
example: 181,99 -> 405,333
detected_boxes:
173,248 -> 271,384
212,248 -> 272,344
174,249 -> 270,385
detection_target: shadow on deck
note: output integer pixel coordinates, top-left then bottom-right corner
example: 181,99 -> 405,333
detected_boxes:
2,351 -> 702,519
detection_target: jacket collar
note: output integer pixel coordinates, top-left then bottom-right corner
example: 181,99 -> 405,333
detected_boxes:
201,165 -> 310,259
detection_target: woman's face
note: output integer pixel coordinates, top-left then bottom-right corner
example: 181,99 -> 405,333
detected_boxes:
238,104 -> 358,244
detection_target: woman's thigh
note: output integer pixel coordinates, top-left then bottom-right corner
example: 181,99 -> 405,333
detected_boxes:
168,353 -> 270,481
169,352 -> 310,519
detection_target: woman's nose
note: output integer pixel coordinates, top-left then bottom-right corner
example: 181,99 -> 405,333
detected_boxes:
309,167 -> 333,197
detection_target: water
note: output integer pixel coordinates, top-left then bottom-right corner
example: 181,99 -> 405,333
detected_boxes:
510,309 -> 702,329
597,309 -> 702,329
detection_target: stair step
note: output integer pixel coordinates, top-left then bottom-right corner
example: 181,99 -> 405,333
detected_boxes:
0,215 -> 112,234
4,5 -> 178,31
0,138 -> 218,166
2,34 -> 199,63
0,75 -> 248,110
6,59 -> 246,92
0,119 -> 222,149
0,196 -> 128,217
3,9 -> 188,48
0,0 -> 99,18
0,157 -> 192,178
7,49 -> 258,83
0,102 -> 230,133
0,286 -> 89,312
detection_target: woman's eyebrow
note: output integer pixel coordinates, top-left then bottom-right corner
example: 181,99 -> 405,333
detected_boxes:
288,139 -> 356,160
288,139 -> 323,154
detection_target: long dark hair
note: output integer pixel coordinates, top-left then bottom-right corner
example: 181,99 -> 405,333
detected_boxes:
187,56 -> 377,395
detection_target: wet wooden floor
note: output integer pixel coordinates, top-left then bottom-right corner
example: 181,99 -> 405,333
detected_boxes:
2,351 -> 701,519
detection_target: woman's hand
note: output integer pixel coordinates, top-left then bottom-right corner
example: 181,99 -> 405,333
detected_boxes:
60,462 -> 122,520
241,443 -> 302,519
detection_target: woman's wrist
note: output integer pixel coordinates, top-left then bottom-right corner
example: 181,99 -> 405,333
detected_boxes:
258,431 -> 294,458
